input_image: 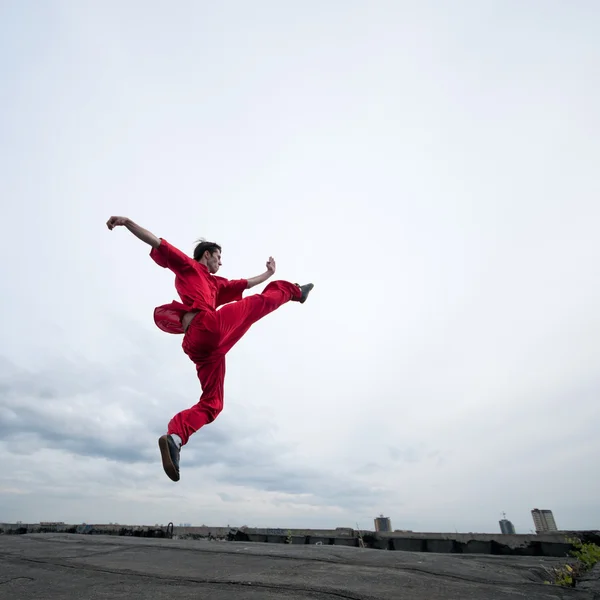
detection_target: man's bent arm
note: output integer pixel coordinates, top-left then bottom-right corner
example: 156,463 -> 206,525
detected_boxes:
245,256 -> 277,289
245,271 -> 272,289
106,216 -> 161,248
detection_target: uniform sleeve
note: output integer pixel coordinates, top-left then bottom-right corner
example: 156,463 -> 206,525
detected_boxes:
214,277 -> 248,307
149,239 -> 194,275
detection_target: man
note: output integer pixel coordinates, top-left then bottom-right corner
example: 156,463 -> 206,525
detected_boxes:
106,216 -> 314,482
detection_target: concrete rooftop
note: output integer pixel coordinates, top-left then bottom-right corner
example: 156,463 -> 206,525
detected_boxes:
1,533 -> 598,599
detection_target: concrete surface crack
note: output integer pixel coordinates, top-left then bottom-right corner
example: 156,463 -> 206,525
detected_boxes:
0,577 -> 34,585
0,556 -> 372,600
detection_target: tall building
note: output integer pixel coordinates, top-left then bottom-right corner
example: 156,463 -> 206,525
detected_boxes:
499,511 -> 516,534
374,515 -> 391,532
499,517 -> 516,535
531,509 -> 558,533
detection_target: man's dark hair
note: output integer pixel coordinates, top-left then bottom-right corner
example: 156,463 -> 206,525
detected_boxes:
193,239 -> 222,262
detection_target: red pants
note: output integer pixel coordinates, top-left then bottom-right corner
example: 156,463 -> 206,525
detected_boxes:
167,280 -> 301,445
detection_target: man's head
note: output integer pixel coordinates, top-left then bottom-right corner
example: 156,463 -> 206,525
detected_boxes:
193,240 -> 222,274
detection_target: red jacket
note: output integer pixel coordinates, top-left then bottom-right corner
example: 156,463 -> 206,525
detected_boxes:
150,239 -> 247,334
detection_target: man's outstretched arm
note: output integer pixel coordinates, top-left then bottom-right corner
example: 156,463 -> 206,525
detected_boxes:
106,216 -> 161,249
245,257 -> 276,289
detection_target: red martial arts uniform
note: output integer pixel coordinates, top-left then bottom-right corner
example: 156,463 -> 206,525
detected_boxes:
150,239 -> 301,446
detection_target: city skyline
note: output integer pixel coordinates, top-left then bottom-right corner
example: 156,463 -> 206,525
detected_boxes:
4,508 -> 579,536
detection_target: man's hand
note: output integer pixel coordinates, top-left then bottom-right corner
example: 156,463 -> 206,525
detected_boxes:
246,257 -> 277,290
106,216 -> 130,230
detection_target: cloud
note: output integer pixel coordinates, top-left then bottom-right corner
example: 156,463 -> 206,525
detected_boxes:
0,357 -> 164,464
0,347 -> 385,523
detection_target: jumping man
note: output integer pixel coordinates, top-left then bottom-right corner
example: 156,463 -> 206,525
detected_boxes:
106,216 -> 314,482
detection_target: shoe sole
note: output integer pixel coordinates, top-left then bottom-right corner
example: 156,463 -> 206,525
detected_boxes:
158,435 -> 180,482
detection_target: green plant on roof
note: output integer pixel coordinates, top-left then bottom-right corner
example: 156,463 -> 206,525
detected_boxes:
544,538 -> 600,587
568,537 -> 600,570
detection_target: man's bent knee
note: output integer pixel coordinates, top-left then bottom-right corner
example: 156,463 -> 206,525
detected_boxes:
203,404 -> 223,425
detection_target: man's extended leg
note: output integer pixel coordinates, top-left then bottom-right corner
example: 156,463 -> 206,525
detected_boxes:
217,280 -> 308,354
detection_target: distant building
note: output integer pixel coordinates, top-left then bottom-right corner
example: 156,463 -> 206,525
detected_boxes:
531,509 -> 558,533
499,519 -> 516,534
374,515 -> 391,532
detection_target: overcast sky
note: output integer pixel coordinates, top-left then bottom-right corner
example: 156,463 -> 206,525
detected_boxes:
1,0 -> 599,534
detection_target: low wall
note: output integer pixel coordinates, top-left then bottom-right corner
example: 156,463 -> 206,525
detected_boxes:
1,523 -> 597,558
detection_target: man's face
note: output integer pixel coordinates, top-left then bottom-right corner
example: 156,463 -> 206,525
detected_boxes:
206,250 -> 222,274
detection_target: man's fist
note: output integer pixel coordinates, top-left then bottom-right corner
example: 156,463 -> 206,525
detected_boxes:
106,216 -> 129,230
266,256 -> 276,274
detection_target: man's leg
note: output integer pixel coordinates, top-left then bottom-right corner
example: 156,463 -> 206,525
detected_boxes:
168,355 -> 225,444
217,280 -> 304,354
159,354 -> 225,482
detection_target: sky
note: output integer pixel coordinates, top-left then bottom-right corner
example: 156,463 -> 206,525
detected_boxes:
0,0 -> 599,534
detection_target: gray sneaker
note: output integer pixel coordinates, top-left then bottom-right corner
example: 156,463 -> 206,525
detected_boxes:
294,283 -> 314,304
